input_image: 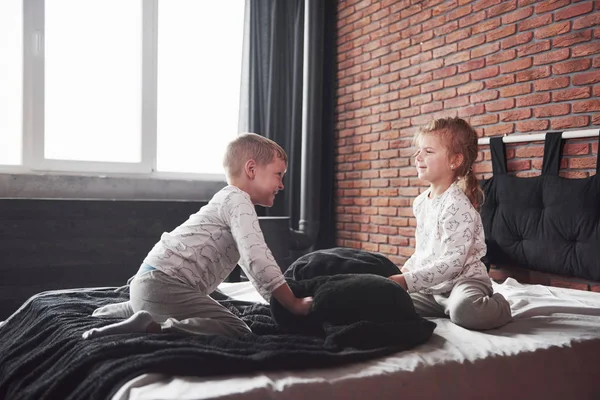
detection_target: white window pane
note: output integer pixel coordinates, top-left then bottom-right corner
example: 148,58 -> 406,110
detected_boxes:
0,1 -> 23,165
157,1 -> 244,174
45,0 -> 141,163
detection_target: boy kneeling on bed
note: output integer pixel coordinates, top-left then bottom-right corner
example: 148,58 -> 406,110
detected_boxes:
82,133 -> 313,339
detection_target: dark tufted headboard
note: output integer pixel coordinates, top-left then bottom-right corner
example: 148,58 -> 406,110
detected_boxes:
481,132 -> 600,283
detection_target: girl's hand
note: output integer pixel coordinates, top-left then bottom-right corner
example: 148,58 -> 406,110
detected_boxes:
389,274 -> 408,290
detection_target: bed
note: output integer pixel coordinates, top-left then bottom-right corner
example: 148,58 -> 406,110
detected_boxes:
2,131 -> 600,400
112,278 -> 600,400
1,276 -> 599,400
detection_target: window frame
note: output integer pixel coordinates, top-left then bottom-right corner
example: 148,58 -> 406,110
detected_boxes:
4,0 -> 227,182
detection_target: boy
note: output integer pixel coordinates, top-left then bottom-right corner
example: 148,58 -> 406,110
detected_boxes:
83,133 -> 313,339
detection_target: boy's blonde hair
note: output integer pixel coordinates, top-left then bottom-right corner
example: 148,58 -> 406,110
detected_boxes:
414,117 -> 484,209
223,132 -> 288,180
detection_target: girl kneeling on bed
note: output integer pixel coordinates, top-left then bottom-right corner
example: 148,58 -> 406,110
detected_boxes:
389,117 -> 512,330
82,133 -> 312,340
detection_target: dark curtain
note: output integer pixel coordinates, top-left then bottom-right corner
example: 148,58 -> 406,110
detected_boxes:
316,0 -> 336,250
238,0 -> 336,250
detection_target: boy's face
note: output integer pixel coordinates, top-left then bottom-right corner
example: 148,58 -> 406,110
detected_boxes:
250,155 -> 286,207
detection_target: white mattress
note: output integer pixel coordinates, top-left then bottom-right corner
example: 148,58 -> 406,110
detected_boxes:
113,278 -> 600,400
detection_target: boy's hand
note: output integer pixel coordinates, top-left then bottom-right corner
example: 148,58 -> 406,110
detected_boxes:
389,274 -> 408,290
290,296 -> 313,316
272,283 -> 313,316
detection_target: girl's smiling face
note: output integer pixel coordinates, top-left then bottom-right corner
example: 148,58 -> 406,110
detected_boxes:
414,134 -> 455,187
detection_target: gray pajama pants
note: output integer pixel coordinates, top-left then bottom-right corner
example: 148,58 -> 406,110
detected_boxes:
410,279 -> 512,330
129,270 -> 251,338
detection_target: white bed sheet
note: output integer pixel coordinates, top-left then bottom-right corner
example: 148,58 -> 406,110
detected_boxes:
113,278 -> 600,400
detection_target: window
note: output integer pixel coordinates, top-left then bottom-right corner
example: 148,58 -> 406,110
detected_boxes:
0,1 -> 22,165
1,0 -> 245,178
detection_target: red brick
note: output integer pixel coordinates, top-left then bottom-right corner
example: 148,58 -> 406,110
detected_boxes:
433,66 -> 458,80
516,120 -> 550,132
447,5 -> 473,21
572,42 -> 600,58
487,25 -> 517,43
423,14 -> 447,31
507,159 -> 532,171
564,143 -> 590,156
533,76 -> 570,91
458,104 -> 485,118
516,66 -> 552,82
516,93 -> 551,107
555,3 -> 594,21
444,50 -> 471,65
535,0 -> 570,14
472,43 -> 502,59
551,115 -> 590,130
486,98 -> 515,112
500,109 -> 531,121
573,13 -> 600,30
501,58 -> 533,73
434,21 -> 459,36
410,94 -> 432,107
573,100 -> 600,113
458,59 -> 486,72
486,49 -> 518,65
469,114 -> 499,126
420,59 -> 444,73
517,41 -> 551,56
501,32 -> 533,50
553,31 -> 593,48
515,145 -> 545,158
499,83 -> 532,97
535,21 -> 571,40
444,28 -> 469,45
409,73 -> 433,86
486,75 -> 516,89
444,73 -> 470,87
433,43 -> 458,58
573,70 -> 600,85
594,56 -> 600,68
534,103 -> 571,117
457,35 -> 486,50
433,88 -> 457,101
552,87 -> 592,102
421,37 -> 445,52
473,0 -> 503,12
459,10 -> 486,27
421,101 -> 444,114
472,18 -> 502,34
471,90 -> 500,103
484,123 -> 515,136
569,156 -> 597,169
472,161 -> 494,173
488,0 -> 518,17
457,81 -> 485,95
471,66 -> 500,80
502,6 -> 534,24
552,59 -> 592,75
533,48 -> 571,65
444,96 -> 470,109
518,14 -> 552,31
559,171 -> 589,179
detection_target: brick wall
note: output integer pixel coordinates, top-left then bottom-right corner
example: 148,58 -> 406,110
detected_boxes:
334,0 -> 600,267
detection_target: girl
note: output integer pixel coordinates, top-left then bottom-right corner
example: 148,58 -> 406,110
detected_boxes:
389,117 -> 512,330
